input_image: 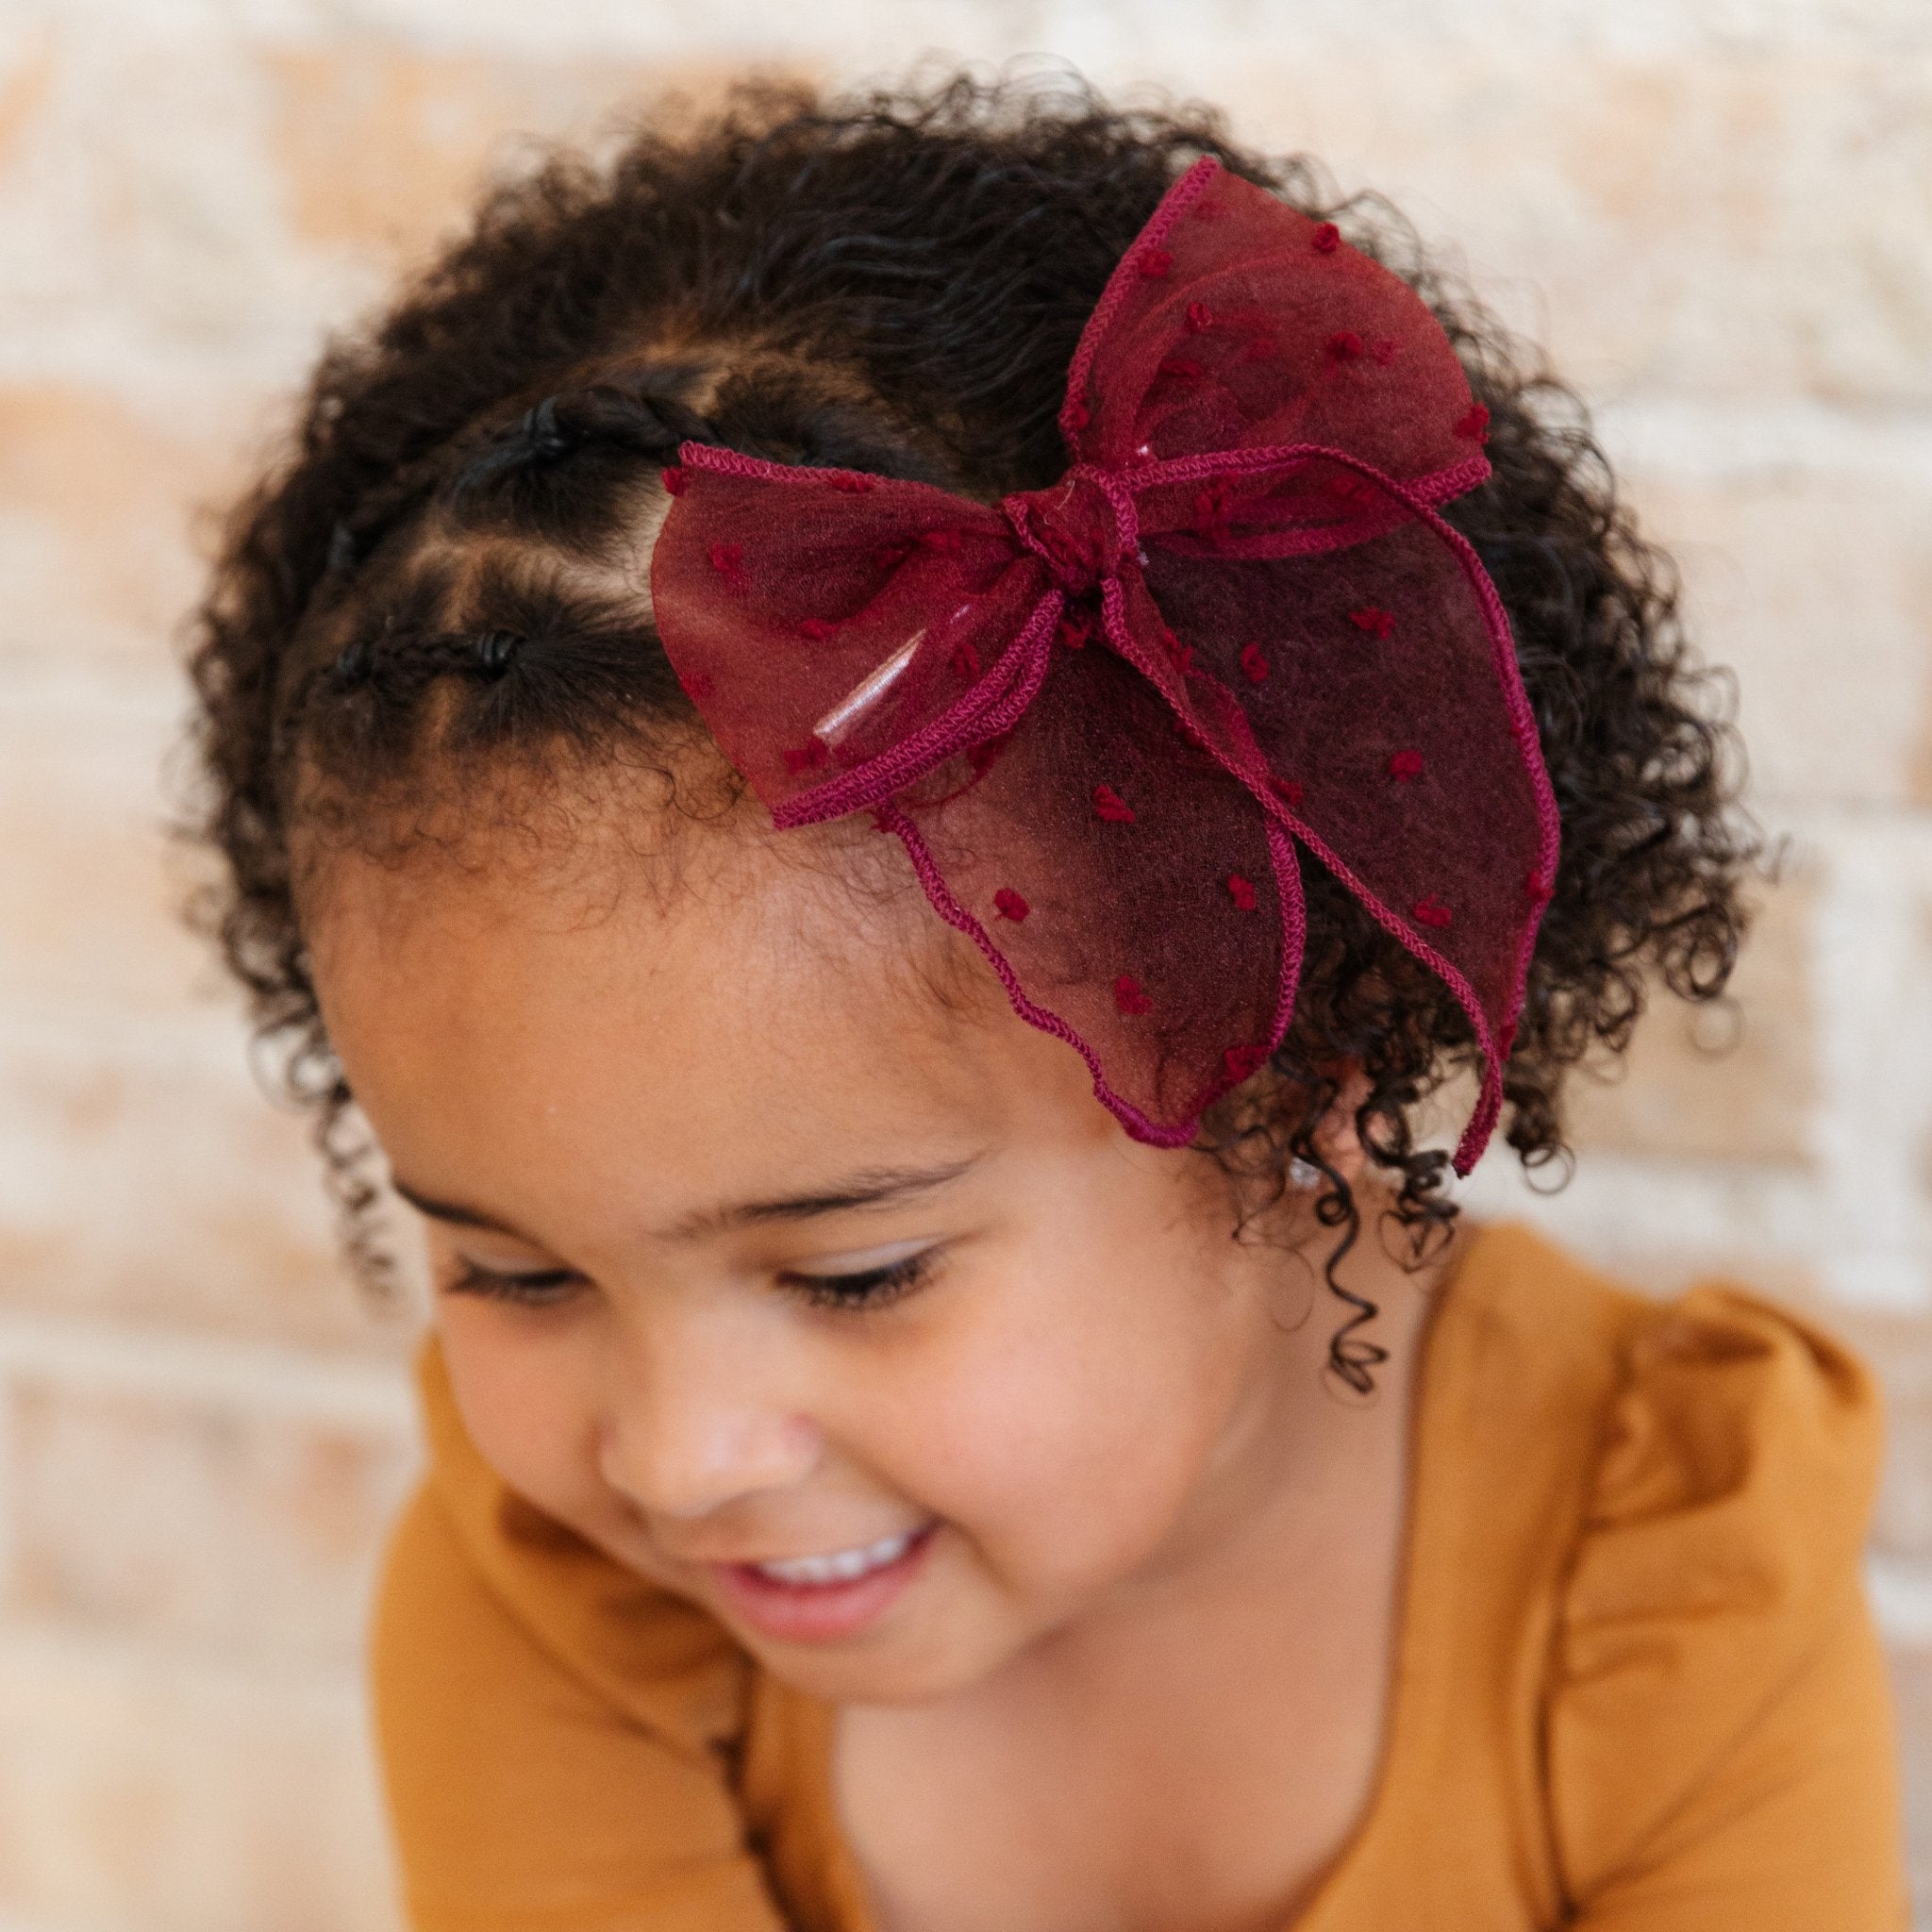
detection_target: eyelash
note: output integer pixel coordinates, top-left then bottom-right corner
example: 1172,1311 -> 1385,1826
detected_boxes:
784,1248 -> 935,1310
442,1261 -> 583,1307
441,1249 -> 937,1311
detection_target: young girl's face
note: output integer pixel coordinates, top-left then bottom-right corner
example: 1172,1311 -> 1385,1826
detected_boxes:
311,791 -> 1337,1707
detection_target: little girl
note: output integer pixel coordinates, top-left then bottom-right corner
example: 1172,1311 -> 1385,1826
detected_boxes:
190,78 -> 1906,1932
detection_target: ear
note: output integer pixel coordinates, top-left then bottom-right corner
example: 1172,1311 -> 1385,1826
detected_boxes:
1310,1063 -> 1374,1185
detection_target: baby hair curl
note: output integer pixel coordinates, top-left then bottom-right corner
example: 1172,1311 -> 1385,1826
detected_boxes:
187,75 -> 1760,1387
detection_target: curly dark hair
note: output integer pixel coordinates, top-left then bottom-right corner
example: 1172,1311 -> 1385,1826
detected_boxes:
186,74 -> 1759,1387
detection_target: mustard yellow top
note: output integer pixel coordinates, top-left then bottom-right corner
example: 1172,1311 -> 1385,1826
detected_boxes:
372,1224 -> 1909,1931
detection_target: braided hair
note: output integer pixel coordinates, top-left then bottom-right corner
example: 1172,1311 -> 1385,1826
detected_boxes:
188,75 -> 1759,1385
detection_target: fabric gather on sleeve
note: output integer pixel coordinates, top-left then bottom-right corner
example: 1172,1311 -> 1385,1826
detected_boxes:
1547,1287 -> 1885,1901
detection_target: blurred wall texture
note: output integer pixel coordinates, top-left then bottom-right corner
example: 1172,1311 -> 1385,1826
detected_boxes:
1,3 -> 1928,1927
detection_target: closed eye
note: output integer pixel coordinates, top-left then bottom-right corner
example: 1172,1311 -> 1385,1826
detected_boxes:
441,1246 -> 941,1312
780,1247 -> 937,1310
442,1259 -> 585,1307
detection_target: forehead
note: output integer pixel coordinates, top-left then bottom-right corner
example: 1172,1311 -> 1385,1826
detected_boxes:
303,794 -> 1103,1241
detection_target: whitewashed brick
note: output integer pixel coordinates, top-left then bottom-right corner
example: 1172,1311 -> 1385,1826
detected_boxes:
3,1362 -> 418,1662
0,1021 -> 414,1351
0,380 -> 238,672
1614,460 -> 1932,807
0,1623 -> 400,1932
1891,1643 -> 1932,1917
1568,867 -> 1818,1165
0,691 -> 212,1019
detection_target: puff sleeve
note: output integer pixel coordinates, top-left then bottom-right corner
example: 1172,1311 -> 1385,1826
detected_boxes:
371,1344 -> 790,1932
1550,1288 -> 1908,1931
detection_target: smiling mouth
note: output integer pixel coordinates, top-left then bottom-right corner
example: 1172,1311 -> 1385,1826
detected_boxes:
750,1528 -> 923,1586
707,1523 -> 939,1642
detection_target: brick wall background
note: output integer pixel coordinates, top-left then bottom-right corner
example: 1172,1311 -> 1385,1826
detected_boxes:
0,2 -> 1926,1925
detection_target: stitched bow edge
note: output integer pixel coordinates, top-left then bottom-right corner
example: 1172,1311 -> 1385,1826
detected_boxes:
884,802 -> 1308,1150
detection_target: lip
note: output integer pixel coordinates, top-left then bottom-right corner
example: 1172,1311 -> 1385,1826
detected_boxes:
706,1524 -> 939,1644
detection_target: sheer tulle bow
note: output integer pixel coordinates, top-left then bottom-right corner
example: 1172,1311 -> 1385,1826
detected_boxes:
650,157 -> 1559,1173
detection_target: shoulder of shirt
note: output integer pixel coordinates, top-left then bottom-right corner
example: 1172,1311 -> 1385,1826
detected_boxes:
1432,1221 -> 1886,1891
406,1337 -> 754,1762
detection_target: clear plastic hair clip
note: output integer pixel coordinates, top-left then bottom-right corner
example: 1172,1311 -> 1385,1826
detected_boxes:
812,629 -> 925,744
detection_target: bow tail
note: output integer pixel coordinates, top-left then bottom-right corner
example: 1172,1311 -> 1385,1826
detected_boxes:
1137,468 -> 1557,1174
886,635 -> 1305,1142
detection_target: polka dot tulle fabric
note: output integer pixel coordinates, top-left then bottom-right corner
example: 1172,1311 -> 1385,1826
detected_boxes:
652,158 -> 1558,1172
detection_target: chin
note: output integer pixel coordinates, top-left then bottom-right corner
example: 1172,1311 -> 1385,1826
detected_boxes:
742,1614 -> 1023,1707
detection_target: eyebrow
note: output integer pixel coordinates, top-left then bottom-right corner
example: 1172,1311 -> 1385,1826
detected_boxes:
390,1158 -> 982,1245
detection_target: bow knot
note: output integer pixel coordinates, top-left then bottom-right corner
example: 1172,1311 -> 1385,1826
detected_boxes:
1005,467 -> 1140,599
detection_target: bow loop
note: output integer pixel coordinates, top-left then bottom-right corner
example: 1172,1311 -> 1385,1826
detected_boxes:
650,158 -> 1558,1174
1061,158 -> 1484,494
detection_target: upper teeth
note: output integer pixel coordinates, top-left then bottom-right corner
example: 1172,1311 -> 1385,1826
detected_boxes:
754,1529 -> 917,1586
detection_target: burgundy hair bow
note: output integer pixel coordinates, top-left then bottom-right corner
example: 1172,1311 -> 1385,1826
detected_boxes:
651,158 -> 1558,1173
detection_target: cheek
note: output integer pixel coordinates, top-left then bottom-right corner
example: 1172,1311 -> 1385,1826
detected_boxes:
878,1253 -> 1246,1591
435,1298 -> 604,1519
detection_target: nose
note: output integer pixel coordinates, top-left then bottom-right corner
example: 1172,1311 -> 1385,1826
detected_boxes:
593,1314 -> 823,1522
